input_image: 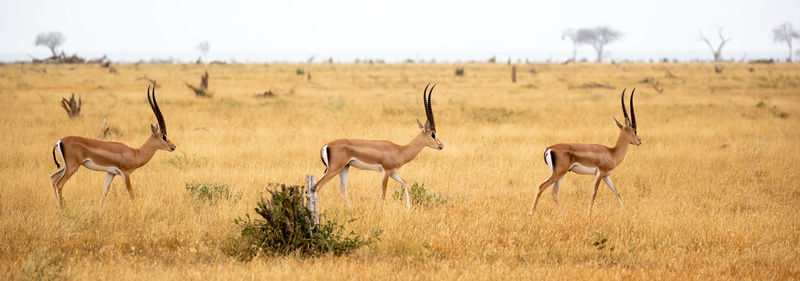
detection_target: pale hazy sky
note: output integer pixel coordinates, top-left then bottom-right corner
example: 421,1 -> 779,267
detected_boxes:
1,0 -> 798,61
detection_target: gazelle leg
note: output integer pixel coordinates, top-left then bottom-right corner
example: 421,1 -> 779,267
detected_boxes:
380,170 -> 390,201
588,171 -> 603,217
314,162 -> 347,193
54,164 -> 80,209
338,166 -> 352,208
529,170 -> 567,215
50,167 -> 66,208
121,171 -> 134,201
602,176 -> 624,209
389,170 -> 410,209
99,173 -> 115,206
552,177 -> 565,214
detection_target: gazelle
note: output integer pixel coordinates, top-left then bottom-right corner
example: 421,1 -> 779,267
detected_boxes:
50,85 -> 176,208
314,84 -> 444,209
529,89 -> 641,216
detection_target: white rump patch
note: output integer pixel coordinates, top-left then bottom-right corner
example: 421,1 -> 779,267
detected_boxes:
321,145 -> 329,166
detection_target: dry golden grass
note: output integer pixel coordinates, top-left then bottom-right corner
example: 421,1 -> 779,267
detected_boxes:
1,62 -> 799,280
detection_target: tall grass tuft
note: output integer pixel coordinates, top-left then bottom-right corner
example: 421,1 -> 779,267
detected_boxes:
393,182 -> 447,207
185,182 -> 241,205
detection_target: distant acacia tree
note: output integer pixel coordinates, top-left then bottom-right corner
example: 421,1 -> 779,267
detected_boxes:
196,41 -> 210,57
561,27 -> 620,63
35,31 -> 65,57
772,22 -> 799,62
561,28 -> 593,62
586,26 -> 622,62
700,27 -> 731,62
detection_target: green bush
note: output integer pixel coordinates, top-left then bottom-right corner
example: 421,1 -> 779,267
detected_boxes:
185,182 -> 241,204
224,183 -> 373,261
393,182 -> 447,207
590,231 -> 614,252
23,248 -> 70,281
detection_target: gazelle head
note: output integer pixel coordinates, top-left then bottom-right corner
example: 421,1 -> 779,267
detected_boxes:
147,85 -> 176,152
416,83 -> 444,150
613,88 -> 642,146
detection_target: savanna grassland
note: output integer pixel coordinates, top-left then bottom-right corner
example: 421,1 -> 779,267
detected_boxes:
0,62 -> 798,280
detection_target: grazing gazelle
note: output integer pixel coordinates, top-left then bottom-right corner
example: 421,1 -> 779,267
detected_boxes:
315,84 -> 444,209
50,85 -> 176,208
529,89 -> 641,216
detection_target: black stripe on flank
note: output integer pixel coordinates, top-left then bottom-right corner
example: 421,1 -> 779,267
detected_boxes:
52,143 -> 60,169
320,148 -> 328,173
325,148 -> 331,173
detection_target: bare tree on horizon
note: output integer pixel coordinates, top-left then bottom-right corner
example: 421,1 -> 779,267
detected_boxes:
196,41 -> 210,61
700,27 -> 731,62
587,26 -> 622,62
35,31 -> 65,57
561,28 -> 593,62
562,27 -> 620,63
772,22 -> 799,62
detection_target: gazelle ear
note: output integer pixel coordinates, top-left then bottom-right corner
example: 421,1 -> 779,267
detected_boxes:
613,116 -> 624,129
416,118 -> 424,129
151,124 -> 159,135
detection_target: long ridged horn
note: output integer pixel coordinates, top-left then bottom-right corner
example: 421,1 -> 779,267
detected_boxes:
422,83 -> 430,129
630,88 -> 637,129
147,84 -> 167,134
620,88 -> 630,127
427,84 -> 436,131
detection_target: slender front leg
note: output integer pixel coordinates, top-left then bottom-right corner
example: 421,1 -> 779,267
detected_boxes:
122,171 -> 134,201
389,170 -> 410,209
602,176 -> 624,209
338,166 -> 352,208
99,173 -> 116,206
588,171 -> 603,217
380,170 -> 390,201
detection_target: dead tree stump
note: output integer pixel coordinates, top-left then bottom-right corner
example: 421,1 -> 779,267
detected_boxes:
305,175 -> 319,225
186,71 -> 210,97
61,93 -> 81,118
511,66 -> 517,83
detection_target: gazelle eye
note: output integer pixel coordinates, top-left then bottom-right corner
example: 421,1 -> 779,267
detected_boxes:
431,133 -> 436,139
162,136 -> 167,141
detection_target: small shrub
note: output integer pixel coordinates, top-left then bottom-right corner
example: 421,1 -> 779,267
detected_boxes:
455,67 -> 464,76
186,182 -> 241,204
589,231 -> 614,252
296,68 -> 305,75
393,182 -> 447,207
224,183 -> 373,261
23,248 -> 70,281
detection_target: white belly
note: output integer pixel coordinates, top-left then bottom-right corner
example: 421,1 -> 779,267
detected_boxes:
82,158 -> 121,174
348,158 -> 383,172
569,163 -> 598,175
